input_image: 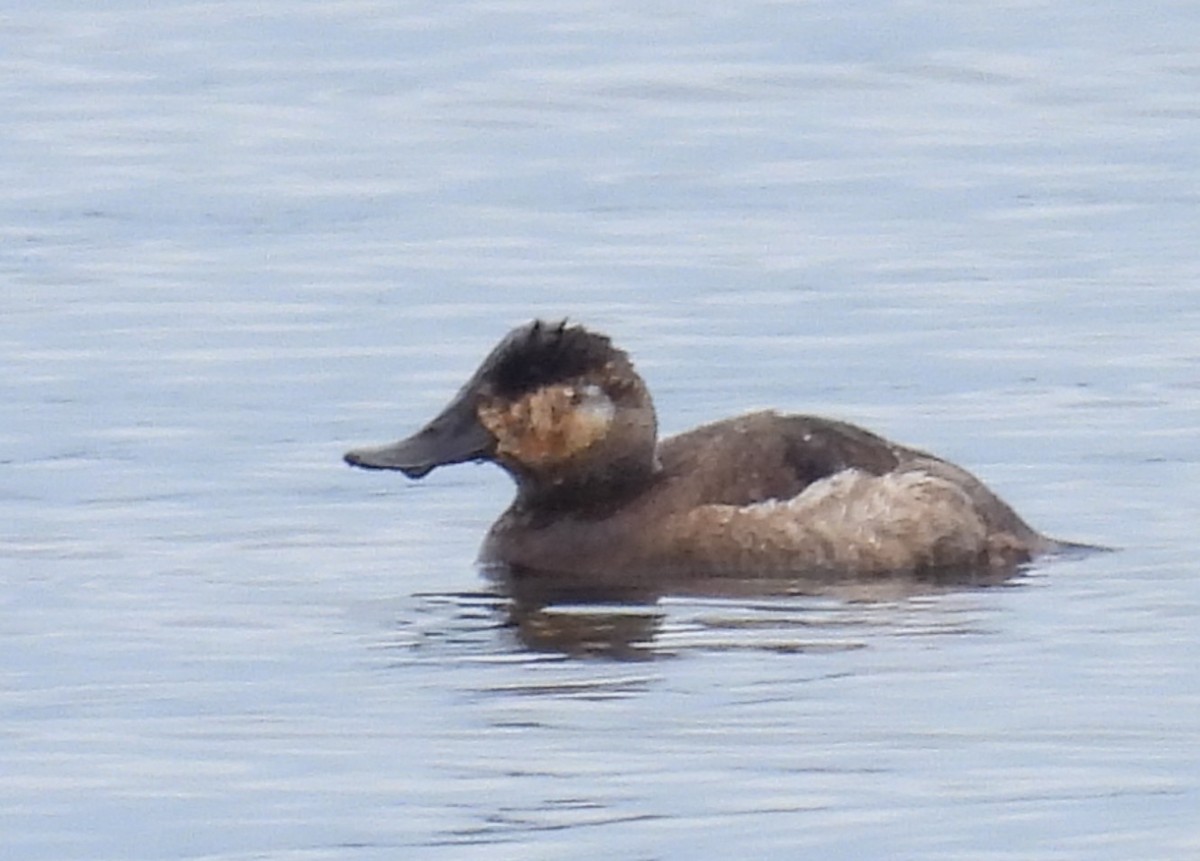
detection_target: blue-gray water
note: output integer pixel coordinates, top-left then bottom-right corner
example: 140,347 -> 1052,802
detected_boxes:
3,2 -> 1199,859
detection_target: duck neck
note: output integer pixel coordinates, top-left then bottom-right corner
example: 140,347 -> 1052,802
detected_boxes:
511,447 -> 660,521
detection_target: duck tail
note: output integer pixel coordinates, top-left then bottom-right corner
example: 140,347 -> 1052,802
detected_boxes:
1040,536 -> 1115,558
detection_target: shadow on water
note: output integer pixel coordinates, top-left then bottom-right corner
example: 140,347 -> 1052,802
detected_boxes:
396,553 -> 1107,660
376,528 -> 1116,660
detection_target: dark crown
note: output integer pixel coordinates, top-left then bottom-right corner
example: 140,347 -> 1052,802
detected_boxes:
485,320 -> 618,397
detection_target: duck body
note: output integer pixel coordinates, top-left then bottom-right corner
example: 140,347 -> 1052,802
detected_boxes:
345,320 -> 1060,593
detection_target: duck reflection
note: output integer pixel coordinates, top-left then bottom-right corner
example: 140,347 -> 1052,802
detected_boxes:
503,600 -> 664,660
485,560 -> 1031,658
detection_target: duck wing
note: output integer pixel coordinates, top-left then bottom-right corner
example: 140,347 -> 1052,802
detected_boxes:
656,411 -> 912,506
654,411 -> 1051,576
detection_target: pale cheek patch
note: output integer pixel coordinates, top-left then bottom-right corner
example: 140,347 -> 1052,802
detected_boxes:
572,385 -> 616,443
478,384 -> 614,471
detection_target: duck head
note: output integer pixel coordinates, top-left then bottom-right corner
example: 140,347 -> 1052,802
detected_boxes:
344,320 -> 659,500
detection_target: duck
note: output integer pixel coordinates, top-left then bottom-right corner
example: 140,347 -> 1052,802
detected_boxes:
344,320 -> 1068,597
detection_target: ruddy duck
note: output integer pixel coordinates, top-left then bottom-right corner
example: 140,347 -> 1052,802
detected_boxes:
345,320 -> 1066,594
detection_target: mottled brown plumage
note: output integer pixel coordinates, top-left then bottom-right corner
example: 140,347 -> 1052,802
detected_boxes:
345,320 -> 1066,599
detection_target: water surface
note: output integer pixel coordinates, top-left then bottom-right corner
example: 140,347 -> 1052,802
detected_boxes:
3,2 -> 1198,859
